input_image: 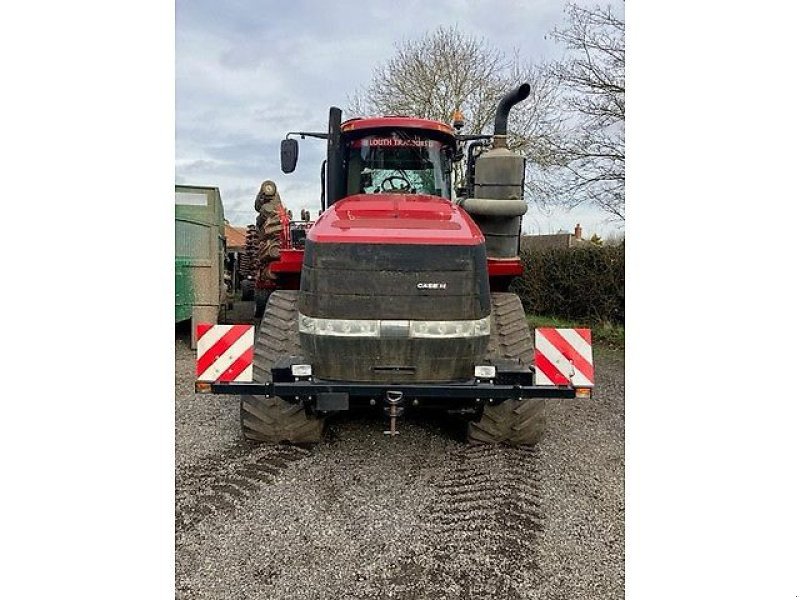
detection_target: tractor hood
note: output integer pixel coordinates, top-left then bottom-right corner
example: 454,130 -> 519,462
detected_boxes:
307,194 -> 485,246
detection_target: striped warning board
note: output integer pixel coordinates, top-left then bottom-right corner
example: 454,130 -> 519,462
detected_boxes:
534,328 -> 594,387
196,324 -> 255,383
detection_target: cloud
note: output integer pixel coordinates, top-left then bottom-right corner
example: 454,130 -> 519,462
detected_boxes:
176,0 -> 624,236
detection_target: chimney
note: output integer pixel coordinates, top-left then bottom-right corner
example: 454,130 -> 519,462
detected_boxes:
574,223 -> 583,240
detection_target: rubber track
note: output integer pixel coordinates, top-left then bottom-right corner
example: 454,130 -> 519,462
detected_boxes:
175,441 -> 310,535
242,290 -> 324,443
483,292 -> 535,364
468,293 -> 546,445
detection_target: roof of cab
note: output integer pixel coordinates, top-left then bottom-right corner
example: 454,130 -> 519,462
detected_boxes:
341,116 -> 455,137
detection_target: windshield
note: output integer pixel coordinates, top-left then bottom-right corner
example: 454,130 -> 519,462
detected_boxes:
344,132 -> 453,199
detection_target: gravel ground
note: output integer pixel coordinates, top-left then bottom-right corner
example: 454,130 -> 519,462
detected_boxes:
176,303 -> 624,599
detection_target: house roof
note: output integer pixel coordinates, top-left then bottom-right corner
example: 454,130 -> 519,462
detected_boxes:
225,224 -> 247,249
521,233 -> 586,251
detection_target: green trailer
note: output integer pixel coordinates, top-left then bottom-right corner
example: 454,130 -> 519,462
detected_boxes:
175,185 -> 226,347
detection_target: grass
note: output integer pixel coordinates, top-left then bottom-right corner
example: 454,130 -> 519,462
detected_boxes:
525,314 -> 624,351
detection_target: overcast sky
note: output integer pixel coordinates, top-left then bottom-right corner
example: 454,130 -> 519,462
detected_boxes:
176,0 -> 624,237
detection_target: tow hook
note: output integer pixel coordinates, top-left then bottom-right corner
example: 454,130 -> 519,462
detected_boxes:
383,390 -> 405,436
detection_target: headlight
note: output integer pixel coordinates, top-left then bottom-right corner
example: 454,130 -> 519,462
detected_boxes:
298,315 -> 380,337
474,365 -> 497,379
299,314 -> 317,334
474,317 -> 491,336
298,314 -> 490,338
291,364 -> 312,377
409,317 -> 490,338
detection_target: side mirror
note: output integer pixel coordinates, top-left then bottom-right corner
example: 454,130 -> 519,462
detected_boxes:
280,139 -> 298,173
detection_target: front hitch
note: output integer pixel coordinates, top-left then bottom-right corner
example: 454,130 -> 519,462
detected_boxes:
383,390 -> 405,436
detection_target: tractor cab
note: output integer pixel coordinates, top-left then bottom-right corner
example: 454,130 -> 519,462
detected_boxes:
339,118 -> 457,200
280,114 -> 457,209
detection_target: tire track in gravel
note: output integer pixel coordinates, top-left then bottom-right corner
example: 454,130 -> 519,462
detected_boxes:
377,442 -> 544,600
175,440 -> 312,535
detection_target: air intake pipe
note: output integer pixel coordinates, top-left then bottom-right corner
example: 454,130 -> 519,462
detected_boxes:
326,107 -> 344,207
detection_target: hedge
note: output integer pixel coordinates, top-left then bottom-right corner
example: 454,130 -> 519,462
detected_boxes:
510,244 -> 625,325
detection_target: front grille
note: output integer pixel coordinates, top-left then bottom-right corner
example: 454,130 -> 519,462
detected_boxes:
298,240 -> 491,382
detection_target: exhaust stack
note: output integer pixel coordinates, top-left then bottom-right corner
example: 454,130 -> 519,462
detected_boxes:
492,83 -> 531,148
458,84 -> 531,259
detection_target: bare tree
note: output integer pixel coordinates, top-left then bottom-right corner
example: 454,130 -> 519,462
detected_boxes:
348,12 -> 624,221
348,27 -> 562,192
544,3 -> 625,220
349,27 -> 510,132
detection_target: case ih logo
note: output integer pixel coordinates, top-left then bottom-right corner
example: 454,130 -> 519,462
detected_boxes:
417,282 -> 447,290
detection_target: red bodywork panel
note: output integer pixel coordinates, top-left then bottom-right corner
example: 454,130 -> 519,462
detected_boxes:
486,258 -> 524,277
308,194 -> 484,246
268,194 -> 523,289
270,249 -> 304,273
341,116 -> 455,138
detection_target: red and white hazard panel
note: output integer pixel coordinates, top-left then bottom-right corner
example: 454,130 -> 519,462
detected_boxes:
196,324 -> 255,382
534,328 -> 594,387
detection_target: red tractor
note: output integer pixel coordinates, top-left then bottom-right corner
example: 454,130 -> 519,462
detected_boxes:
196,84 -> 594,445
